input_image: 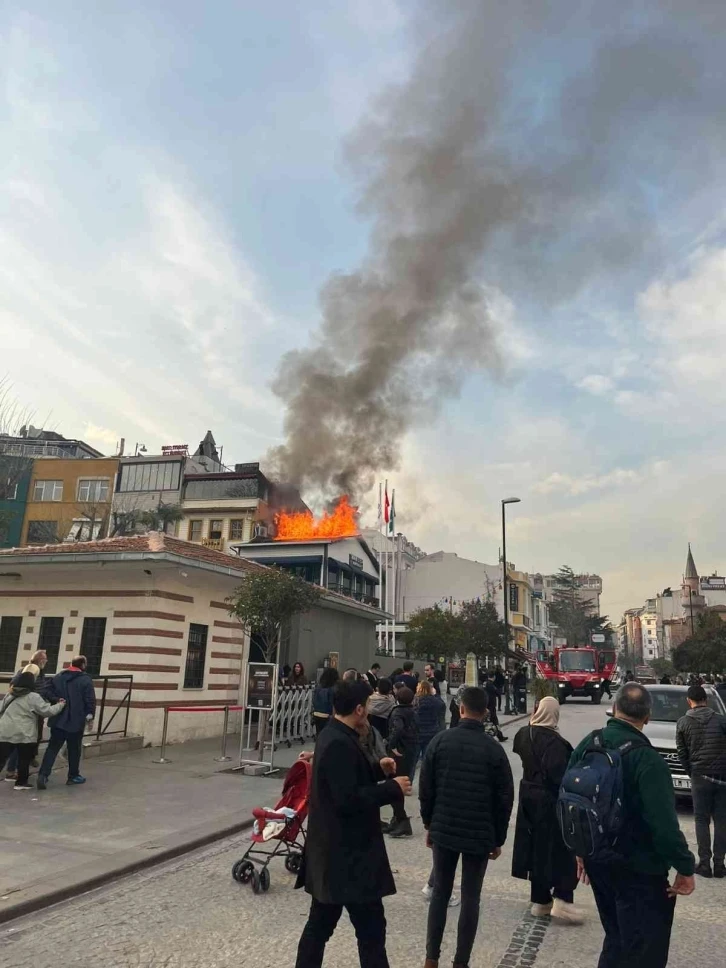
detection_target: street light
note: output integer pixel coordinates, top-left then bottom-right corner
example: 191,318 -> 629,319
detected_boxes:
502,497 -> 521,714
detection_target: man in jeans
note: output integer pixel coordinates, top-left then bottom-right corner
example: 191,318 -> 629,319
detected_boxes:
570,683 -> 695,968
37,655 -> 95,789
677,683 -> 726,877
419,686 -> 514,968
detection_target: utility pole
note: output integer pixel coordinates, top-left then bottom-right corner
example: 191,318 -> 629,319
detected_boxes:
502,497 -> 521,714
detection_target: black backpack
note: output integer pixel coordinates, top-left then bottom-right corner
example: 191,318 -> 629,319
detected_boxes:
557,729 -> 647,862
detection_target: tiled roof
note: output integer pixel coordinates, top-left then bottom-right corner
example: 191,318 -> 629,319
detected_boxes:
0,532 -> 264,572
0,533 -> 384,613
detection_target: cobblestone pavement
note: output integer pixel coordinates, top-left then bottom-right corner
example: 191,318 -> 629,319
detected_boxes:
1,703 -> 724,968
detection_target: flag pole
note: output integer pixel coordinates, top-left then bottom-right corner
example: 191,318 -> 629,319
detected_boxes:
383,479 -> 389,656
376,481 -> 383,654
391,488 -> 397,657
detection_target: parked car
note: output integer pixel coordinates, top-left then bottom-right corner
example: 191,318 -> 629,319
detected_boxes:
608,684 -> 726,796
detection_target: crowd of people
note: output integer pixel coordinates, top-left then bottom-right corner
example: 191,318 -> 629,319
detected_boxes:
292,661 -> 725,968
0,650 -> 96,790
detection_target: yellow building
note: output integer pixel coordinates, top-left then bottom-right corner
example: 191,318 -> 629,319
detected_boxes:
508,568 -> 535,653
22,458 -> 120,545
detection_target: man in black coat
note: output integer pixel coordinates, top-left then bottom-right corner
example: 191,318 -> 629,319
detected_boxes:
37,655 -> 95,789
420,686 -> 514,968
676,683 -> 726,877
295,679 -> 412,968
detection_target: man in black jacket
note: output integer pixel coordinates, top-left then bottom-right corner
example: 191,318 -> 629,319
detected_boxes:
419,686 -> 514,968
295,679 -> 412,968
676,684 -> 726,877
37,656 -> 95,789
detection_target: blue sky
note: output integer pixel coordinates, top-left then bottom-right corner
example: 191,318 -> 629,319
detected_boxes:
2,1 -> 726,618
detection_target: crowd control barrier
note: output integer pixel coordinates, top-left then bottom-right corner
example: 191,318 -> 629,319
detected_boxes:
271,684 -> 315,748
153,704 -> 244,764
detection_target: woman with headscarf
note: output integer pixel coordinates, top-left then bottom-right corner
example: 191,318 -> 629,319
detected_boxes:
511,696 -> 583,923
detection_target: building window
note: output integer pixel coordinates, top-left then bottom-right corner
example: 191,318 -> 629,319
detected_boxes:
117,461 -> 182,493
27,520 -> 58,543
67,518 -> 104,542
0,479 -> 18,500
184,623 -> 208,688
38,616 -> 64,673
209,519 -> 224,540
33,480 -> 63,502
229,519 -> 246,541
0,616 -> 22,672
77,479 -> 110,503
188,520 -> 203,542
80,618 -> 106,678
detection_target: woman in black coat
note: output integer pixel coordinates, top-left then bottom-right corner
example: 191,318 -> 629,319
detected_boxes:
512,696 -> 582,923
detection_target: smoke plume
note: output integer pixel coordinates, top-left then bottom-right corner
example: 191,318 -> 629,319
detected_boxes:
269,0 -> 726,499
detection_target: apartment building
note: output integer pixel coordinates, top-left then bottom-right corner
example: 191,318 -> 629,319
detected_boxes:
22,457 -> 120,544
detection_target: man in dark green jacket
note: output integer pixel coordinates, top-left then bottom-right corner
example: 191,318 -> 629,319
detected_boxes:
569,682 -> 695,968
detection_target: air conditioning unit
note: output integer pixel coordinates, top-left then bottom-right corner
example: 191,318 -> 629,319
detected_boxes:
253,522 -> 269,539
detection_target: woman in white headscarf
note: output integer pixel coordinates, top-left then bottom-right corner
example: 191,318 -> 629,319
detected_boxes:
511,696 -> 583,923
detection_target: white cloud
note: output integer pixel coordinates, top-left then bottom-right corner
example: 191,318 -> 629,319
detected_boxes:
532,467 -> 643,497
576,373 -> 613,396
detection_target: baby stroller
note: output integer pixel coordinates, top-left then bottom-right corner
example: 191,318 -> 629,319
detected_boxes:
231,758 -> 311,893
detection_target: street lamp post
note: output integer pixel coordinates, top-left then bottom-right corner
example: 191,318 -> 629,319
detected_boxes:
502,497 -> 521,715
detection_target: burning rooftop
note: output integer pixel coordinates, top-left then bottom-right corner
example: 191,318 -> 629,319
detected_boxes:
274,495 -> 359,541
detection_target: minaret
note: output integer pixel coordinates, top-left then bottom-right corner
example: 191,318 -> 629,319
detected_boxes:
681,543 -> 705,630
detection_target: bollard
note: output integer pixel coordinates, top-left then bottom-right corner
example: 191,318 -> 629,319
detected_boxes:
152,707 -> 171,763
214,706 -> 232,762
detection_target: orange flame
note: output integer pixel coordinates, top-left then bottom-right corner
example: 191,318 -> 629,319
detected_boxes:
275,496 -> 359,541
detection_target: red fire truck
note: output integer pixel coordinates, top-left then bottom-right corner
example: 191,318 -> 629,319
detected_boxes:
535,644 -> 617,704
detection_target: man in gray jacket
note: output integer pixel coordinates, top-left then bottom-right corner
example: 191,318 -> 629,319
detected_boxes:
676,684 -> 726,877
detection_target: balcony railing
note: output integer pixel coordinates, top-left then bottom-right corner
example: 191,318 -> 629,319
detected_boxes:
326,583 -> 380,609
201,537 -> 224,550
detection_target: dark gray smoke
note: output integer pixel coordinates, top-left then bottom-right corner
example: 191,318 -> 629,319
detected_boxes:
268,0 -> 726,499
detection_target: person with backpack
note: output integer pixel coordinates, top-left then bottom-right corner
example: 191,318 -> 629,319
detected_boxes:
367,678 -> 396,740
512,696 -> 582,923
676,683 -> 726,878
562,683 -> 695,968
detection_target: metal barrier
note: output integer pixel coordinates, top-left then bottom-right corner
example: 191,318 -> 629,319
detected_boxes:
92,674 -> 133,740
271,684 -> 314,749
153,704 -> 245,764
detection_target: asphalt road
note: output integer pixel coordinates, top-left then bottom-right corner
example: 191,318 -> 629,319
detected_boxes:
1,700 -> 723,968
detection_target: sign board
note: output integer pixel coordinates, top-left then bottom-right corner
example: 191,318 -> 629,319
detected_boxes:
590,632 -> 606,644
701,576 -> 726,590
246,662 -> 276,710
349,554 -> 364,570
448,664 -> 465,687
161,444 -> 188,456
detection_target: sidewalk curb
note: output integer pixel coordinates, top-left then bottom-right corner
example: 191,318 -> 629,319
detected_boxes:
499,712 -> 529,729
0,813 -> 253,926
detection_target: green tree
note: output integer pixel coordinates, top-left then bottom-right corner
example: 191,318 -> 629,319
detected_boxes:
673,611 -> 726,675
549,565 -> 598,647
460,599 -> 508,663
405,605 -> 465,661
226,567 -> 323,664
650,657 -> 677,680
140,501 -> 184,534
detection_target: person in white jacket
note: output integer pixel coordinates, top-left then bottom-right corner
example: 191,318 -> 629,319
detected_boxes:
0,669 -> 65,790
